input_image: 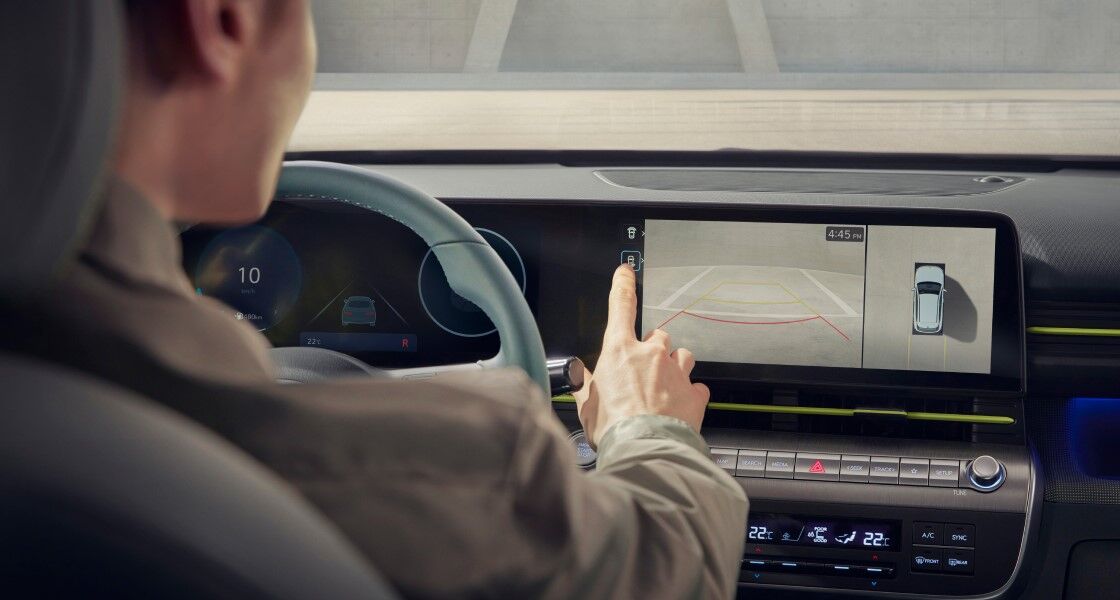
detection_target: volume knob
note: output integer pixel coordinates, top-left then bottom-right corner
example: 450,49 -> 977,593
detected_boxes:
966,455 -> 1005,492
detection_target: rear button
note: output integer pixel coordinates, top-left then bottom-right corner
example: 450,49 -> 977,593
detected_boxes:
945,549 -> 975,574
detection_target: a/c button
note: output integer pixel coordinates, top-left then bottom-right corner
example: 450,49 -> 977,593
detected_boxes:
914,522 -> 943,545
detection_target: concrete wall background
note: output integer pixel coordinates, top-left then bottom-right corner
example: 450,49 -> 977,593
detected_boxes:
313,0 -> 483,72
312,0 -> 1120,76
500,0 -> 742,72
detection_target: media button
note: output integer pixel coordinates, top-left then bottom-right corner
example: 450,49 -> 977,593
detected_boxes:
929,460 -> 962,487
944,549 -> 975,574
840,455 -> 871,483
869,456 -> 900,484
736,450 -> 767,477
913,522 -> 943,545
795,453 -> 841,481
946,523 -> 975,547
899,458 -> 930,485
765,451 -> 796,479
710,448 -> 738,474
911,547 -> 944,573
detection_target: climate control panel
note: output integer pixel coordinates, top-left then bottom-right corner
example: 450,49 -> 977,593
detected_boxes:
701,430 -> 1035,597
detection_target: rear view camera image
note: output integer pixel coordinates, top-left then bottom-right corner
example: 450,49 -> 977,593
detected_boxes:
641,221 -> 865,369
640,220 -> 995,374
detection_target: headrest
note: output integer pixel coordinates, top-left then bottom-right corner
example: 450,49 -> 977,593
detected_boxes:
0,2 -> 123,298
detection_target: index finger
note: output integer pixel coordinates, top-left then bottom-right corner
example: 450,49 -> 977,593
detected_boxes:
604,264 -> 638,343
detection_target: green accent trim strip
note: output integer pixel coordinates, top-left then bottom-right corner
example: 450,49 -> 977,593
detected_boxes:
852,409 -> 907,417
906,412 -> 1016,425
551,397 -> 1014,425
708,403 -> 854,416
1028,326 -> 1120,337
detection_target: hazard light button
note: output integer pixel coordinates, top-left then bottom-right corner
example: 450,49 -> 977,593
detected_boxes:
794,453 -> 841,481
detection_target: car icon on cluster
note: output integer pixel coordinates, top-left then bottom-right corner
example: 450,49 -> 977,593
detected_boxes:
912,264 -> 946,335
342,295 -> 377,327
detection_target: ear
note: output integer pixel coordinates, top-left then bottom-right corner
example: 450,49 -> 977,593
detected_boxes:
181,0 -> 260,82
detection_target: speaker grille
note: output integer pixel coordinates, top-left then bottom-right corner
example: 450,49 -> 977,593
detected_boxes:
1028,398 -> 1120,504
595,169 -> 1024,196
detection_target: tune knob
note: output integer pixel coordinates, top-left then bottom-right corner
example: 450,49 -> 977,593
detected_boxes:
966,455 -> 1005,492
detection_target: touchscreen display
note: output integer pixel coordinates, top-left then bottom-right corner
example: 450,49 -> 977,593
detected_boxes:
639,221 -> 996,374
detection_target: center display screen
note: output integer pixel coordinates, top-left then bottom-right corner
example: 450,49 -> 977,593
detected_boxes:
638,221 -> 997,375
747,513 -> 900,551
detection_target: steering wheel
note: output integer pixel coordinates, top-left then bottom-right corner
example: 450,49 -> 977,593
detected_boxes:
271,161 -> 550,397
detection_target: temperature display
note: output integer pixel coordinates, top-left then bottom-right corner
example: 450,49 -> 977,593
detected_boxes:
746,513 -> 899,551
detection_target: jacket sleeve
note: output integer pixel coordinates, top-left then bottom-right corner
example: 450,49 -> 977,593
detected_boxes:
506,383 -> 748,600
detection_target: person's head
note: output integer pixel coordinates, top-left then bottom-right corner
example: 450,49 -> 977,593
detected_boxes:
117,0 -> 316,224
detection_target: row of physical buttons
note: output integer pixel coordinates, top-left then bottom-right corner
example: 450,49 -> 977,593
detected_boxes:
912,547 -> 975,574
711,448 -> 963,486
914,522 -> 975,548
742,557 -> 896,579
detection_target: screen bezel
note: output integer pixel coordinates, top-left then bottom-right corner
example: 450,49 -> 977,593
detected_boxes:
617,204 -> 1024,395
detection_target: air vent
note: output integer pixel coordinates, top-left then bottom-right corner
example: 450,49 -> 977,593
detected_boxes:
595,169 -> 1024,197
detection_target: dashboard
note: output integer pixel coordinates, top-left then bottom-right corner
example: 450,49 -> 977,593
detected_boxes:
183,157 -> 1120,599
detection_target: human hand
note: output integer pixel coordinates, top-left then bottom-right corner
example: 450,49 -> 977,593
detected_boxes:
574,264 -> 710,446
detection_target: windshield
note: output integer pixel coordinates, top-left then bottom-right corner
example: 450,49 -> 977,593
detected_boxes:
295,0 -> 1120,156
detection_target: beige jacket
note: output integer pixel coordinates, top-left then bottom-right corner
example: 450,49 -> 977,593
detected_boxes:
28,180 -> 748,598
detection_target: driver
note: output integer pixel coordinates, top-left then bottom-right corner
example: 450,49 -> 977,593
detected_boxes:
27,1 -> 748,597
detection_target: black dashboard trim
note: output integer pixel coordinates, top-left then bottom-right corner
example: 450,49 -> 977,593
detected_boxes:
285,149 -> 1120,173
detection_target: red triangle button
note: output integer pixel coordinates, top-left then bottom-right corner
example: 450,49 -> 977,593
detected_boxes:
809,460 -> 826,474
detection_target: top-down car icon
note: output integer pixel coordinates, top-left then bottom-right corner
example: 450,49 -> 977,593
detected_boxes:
342,295 -> 377,327
912,264 -> 946,335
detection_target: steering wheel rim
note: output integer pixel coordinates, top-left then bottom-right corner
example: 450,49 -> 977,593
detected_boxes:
274,161 -> 550,397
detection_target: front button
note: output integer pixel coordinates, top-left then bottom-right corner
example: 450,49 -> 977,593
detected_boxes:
840,455 -> 871,482
794,453 -> 841,481
869,456 -> 900,484
946,523 -> 976,547
929,459 -> 962,487
765,451 -> 796,479
736,450 -> 767,477
913,522 -> 943,545
944,549 -> 975,574
899,458 -> 930,485
911,547 -> 944,572
711,448 -> 738,474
